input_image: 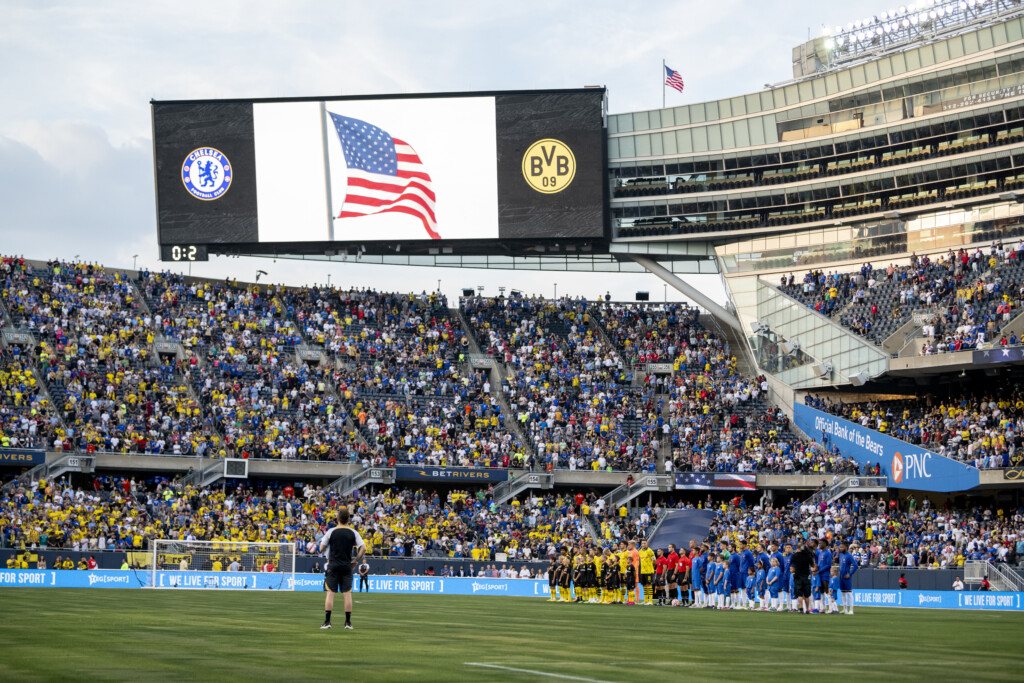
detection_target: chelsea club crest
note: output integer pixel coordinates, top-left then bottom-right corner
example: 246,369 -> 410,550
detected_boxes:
181,147 -> 232,201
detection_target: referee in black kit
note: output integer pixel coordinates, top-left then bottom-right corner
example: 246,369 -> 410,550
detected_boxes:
318,507 -> 366,630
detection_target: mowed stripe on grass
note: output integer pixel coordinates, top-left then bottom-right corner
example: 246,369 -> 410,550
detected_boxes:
0,589 -> 1021,682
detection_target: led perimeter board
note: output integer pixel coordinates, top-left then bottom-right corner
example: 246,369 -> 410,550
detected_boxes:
152,88 -> 608,261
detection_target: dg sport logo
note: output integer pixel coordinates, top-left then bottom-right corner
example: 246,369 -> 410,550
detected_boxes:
522,139 -> 575,194
182,148 -> 232,201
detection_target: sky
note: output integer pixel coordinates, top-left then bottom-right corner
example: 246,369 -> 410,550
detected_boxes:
0,0 -> 858,305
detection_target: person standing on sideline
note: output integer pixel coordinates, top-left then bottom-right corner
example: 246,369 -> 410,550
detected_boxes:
358,558 -> 370,592
789,539 -> 814,614
838,542 -> 858,615
319,507 -> 366,630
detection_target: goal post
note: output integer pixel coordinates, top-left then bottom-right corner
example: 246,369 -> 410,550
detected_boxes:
149,539 -> 297,590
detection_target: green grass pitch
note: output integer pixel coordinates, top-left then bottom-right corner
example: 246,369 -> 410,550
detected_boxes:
0,588 -> 1022,681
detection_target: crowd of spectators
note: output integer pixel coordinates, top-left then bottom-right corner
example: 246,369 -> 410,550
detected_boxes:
706,492 -> 1023,569
337,367 -> 526,468
0,345 -> 59,449
0,476 -> 594,564
465,295 -> 662,472
1,258 -> 220,455
782,241 -> 1024,351
591,303 -> 835,474
807,387 -> 1024,470
4,475 -> 1021,577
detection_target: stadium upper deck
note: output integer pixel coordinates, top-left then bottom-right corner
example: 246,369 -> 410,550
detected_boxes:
602,6 -> 1024,388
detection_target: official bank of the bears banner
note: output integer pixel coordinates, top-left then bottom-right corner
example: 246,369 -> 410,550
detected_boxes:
793,404 -> 980,492
394,465 -> 509,482
153,89 -> 606,256
0,448 -> 45,465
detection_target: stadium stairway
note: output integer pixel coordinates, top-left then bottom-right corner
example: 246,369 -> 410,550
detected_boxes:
657,399 -> 671,473
452,307 -> 483,355
489,471 -> 553,504
486,364 -> 536,461
585,310 -> 617,350
598,474 -> 674,511
583,514 -> 602,543
702,313 -> 755,379
326,466 -> 397,496
802,475 -> 887,506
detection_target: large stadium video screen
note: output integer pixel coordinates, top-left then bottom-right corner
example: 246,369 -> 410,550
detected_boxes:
152,89 -> 606,254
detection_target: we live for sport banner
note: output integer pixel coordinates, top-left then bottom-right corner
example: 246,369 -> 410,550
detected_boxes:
1,570 -> 1023,610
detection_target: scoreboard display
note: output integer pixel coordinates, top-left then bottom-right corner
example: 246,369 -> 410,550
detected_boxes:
152,89 -> 607,260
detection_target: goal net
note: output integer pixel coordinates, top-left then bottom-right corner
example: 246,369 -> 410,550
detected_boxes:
150,539 -> 297,591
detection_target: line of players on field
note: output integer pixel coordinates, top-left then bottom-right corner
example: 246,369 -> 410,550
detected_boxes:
547,537 -> 859,614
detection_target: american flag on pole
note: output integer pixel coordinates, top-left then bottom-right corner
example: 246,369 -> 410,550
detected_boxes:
329,113 -> 439,239
664,65 -> 685,93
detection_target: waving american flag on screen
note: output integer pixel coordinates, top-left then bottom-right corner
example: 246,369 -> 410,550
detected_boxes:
329,113 -> 439,239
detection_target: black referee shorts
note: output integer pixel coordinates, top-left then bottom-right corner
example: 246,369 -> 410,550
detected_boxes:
793,575 -> 811,598
324,565 -> 354,593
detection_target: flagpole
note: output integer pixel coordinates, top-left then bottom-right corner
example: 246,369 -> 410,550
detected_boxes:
662,59 -> 666,109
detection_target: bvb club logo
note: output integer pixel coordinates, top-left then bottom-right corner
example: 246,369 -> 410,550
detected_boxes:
182,147 -> 232,201
522,138 -> 576,194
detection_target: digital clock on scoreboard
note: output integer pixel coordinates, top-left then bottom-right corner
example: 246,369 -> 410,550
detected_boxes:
160,244 -> 209,262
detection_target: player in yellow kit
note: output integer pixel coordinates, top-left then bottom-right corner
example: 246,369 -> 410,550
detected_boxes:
618,541 -> 630,603
572,549 -> 586,602
592,547 -> 603,603
638,539 -> 656,605
602,548 -> 620,603
628,540 -> 641,603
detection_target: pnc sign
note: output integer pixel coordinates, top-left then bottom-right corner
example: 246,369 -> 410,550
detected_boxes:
893,451 -> 932,484
522,138 -> 576,194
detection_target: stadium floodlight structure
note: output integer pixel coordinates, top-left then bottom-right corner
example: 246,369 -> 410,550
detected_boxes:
150,540 -> 297,591
816,0 -> 1024,71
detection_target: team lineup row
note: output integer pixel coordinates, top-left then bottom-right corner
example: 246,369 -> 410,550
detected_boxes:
546,536 -> 858,615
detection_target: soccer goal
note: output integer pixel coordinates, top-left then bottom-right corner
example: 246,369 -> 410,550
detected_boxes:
150,540 -> 297,591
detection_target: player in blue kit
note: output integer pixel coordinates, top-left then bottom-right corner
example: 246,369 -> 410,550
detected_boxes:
768,543 -> 784,608
706,554 -> 719,608
828,567 -> 841,614
744,567 -> 756,610
727,544 -> 741,608
780,543 -> 793,611
707,554 -> 718,608
691,548 -> 705,608
838,541 -> 858,615
712,557 -> 720,610
756,544 -> 771,581
712,553 -> 725,609
816,541 -> 833,598
810,567 -> 822,614
738,541 -> 755,609
755,559 -> 767,611
766,557 -> 782,611
717,553 -> 730,608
